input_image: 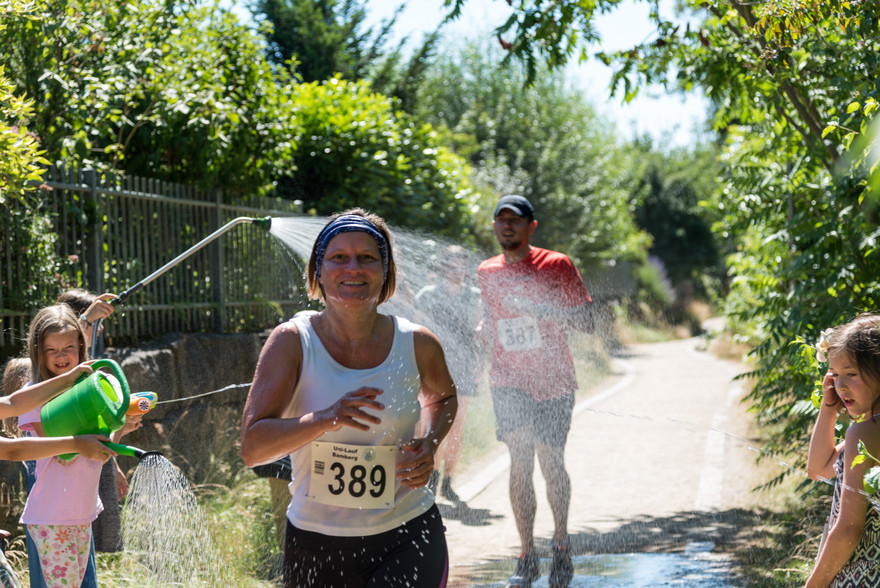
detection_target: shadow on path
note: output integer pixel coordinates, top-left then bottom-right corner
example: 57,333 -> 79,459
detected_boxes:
563,508 -> 766,555
449,508 -> 788,587
438,502 -> 504,527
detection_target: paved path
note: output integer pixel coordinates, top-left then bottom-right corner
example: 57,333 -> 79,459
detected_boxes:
442,336 -> 765,585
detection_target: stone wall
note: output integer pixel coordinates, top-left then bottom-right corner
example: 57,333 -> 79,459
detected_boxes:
0,331 -> 270,529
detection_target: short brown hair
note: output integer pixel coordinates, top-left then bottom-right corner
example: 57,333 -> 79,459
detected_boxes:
56,288 -> 97,315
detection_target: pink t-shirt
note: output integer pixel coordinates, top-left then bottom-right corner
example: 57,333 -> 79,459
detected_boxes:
18,407 -> 104,526
478,247 -> 592,401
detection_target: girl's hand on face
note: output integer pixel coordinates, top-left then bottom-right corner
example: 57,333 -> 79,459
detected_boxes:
822,370 -> 843,408
320,387 -> 384,432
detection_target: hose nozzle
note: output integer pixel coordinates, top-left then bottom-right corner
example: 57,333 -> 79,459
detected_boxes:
252,216 -> 272,230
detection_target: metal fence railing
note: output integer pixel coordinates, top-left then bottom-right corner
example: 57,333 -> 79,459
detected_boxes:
1,166 -> 307,359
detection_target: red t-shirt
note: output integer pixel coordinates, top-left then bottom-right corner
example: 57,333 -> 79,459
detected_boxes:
478,247 -> 592,400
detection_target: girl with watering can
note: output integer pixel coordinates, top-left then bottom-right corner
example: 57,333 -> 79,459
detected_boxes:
241,209 -> 458,588
14,305 -> 128,587
0,358 -> 114,588
0,359 -> 115,462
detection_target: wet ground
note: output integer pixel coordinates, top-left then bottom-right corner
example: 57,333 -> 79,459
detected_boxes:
452,544 -> 736,587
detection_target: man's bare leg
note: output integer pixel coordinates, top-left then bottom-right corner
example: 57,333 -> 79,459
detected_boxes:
504,430 -> 537,553
537,442 -> 570,545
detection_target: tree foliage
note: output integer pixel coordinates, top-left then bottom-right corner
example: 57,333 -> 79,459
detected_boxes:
253,0 -> 396,83
630,141 -> 722,291
254,0 -> 444,114
279,76 -> 483,240
0,0 -> 298,196
413,41 -> 650,272
0,0 -> 62,310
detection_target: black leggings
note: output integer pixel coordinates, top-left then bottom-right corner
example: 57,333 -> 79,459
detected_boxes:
283,505 -> 448,588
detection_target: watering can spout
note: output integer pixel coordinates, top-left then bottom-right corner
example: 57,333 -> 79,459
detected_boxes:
102,441 -> 162,460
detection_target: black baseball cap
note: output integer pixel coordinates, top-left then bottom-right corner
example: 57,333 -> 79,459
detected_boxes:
494,195 -> 535,219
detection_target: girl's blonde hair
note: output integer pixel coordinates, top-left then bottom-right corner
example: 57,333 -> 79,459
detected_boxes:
27,305 -> 87,384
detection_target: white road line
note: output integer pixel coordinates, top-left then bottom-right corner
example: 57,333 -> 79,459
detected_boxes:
457,358 -> 636,503
694,385 -> 741,511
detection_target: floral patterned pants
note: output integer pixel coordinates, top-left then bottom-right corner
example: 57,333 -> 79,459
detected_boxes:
26,524 -> 90,587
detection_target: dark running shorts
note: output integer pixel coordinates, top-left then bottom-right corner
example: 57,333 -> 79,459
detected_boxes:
283,504 -> 448,588
490,387 -> 575,447
250,456 -> 292,479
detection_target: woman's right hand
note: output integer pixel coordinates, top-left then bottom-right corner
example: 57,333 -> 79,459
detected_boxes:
320,387 -> 384,432
75,435 -> 117,463
822,370 -> 842,408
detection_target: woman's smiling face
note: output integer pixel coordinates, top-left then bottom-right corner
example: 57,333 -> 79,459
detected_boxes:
42,329 -> 81,377
318,231 -> 384,307
829,350 -> 880,419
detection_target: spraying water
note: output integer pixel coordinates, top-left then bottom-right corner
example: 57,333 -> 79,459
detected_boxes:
265,215 -> 753,586
121,454 -> 228,586
269,216 -> 483,311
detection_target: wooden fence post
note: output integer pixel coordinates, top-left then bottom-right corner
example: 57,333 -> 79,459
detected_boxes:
83,168 -> 106,355
212,188 -> 226,333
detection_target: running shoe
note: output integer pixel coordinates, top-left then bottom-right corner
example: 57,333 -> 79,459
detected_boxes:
549,543 -> 573,587
507,552 -> 540,587
440,476 -> 464,506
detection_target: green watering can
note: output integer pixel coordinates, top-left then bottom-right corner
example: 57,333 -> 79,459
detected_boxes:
41,358 -> 130,460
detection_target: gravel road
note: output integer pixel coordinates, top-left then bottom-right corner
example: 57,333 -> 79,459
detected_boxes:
441,335 -> 766,586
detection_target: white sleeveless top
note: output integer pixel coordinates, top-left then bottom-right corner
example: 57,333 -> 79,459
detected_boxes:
284,313 -> 433,536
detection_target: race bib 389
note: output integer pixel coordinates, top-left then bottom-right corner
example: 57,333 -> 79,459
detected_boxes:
308,441 -> 396,509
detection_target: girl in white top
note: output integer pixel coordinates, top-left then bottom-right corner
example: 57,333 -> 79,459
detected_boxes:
241,209 -> 457,588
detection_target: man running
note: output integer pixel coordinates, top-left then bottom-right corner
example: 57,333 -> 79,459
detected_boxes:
478,195 -> 593,588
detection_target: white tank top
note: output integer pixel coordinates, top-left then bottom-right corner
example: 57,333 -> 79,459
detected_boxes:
285,313 -> 433,536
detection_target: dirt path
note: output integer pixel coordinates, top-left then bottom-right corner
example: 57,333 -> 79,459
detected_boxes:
441,336 -> 766,585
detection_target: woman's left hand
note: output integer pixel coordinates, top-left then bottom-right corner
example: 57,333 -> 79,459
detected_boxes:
396,438 -> 435,489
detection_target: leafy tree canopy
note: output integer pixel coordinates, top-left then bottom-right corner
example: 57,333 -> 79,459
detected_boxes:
413,40 -> 650,271
279,76 -> 484,241
1,0 -> 300,195
0,0 -> 60,310
252,0 -> 395,83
